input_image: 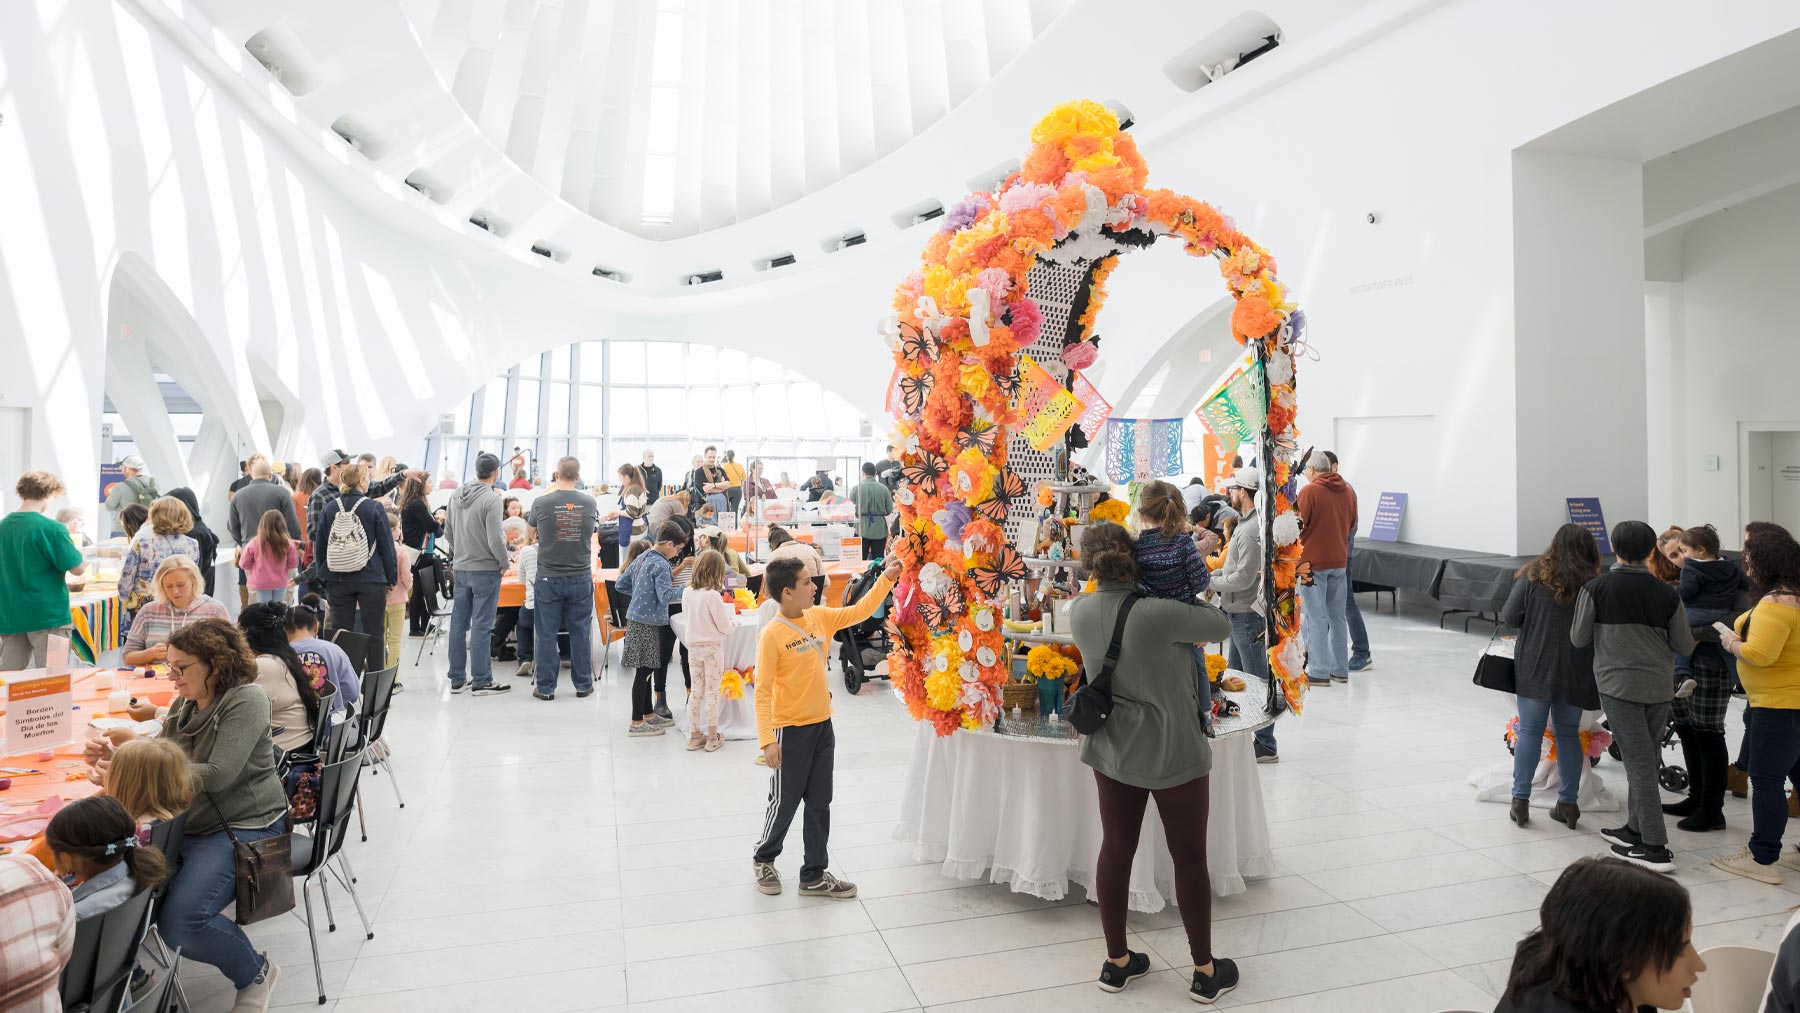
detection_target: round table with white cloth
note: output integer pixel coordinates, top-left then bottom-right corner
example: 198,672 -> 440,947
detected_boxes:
894,710 -> 1276,909
670,608 -> 766,741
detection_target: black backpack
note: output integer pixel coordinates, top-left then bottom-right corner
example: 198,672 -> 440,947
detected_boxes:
1067,593 -> 1142,735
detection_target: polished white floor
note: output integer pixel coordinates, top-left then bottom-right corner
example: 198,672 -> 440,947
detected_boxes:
172,598 -> 1799,1012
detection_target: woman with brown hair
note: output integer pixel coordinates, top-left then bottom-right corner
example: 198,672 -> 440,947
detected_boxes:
1501,523 -> 1602,829
1649,525 -> 1686,584
1067,522 -> 1237,1003
98,618 -> 288,1009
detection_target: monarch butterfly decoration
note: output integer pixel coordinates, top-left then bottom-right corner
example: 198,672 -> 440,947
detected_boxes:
897,371 -> 933,418
900,451 -> 948,488
967,545 -> 1028,599
882,98 -> 1308,736
956,421 -> 999,456
899,322 -> 937,365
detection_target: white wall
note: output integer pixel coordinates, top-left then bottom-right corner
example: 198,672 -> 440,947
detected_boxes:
1662,184 -> 1800,545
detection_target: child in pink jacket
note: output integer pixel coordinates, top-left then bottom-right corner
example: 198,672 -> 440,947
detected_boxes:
680,549 -> 739,752
238,510 -> 299,604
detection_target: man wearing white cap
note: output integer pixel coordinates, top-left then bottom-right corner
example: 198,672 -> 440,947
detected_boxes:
1210,466 -> 1278,762
103,455 -> 159,535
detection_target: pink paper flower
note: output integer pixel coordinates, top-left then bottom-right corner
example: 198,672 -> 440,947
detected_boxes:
1008,297 -> 1042,347
1060,340 -> 1098,370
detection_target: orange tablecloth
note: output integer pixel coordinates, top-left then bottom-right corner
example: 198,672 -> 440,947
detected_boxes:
497,560 -> 867,611
0,668 -> 173,828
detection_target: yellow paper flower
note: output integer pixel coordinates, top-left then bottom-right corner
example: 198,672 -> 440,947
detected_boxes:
951,448 -> 996,503
720,670 -> 745,700
926,666 -> 961,710
1030,99 -> 1120,148
1089,498 -> 1129,525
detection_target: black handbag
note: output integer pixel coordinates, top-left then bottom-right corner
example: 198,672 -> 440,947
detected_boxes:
204,794 -> 295,926
1472,630 -> 1516,694
1067,594 -> 1142,735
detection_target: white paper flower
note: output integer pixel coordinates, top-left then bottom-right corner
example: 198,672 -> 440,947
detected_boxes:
919,563 -> 953,598
1272,511 -> 1302,547
1268,350 -> 1294,386
876,313 -> 900,350
967,288 -> 991,348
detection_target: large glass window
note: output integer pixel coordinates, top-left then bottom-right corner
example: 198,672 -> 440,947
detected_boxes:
429,341 -> 888,488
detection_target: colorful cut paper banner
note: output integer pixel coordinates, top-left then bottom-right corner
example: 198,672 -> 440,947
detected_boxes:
1069,371 -> 1113,442
1194,361 -> 1267,454
1013,354 -> 1086,451
1104,418 -> 1184,483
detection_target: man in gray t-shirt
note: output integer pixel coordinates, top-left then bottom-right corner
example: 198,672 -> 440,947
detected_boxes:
526,457 -> 599,698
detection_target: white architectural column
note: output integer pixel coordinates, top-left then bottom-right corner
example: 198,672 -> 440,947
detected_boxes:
1512,150 -> 1649,552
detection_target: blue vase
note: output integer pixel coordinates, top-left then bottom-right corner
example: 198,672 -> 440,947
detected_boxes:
1036,676 -> 1064,717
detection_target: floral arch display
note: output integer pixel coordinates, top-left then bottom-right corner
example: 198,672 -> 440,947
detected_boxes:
882,99 -> 1311,738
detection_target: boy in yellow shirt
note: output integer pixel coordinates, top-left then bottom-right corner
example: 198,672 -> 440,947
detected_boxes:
752,554 -> 900,898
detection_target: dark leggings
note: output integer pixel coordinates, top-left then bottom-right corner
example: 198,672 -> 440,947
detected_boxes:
634,625 -> 678,719
1095,770 -> 1212,967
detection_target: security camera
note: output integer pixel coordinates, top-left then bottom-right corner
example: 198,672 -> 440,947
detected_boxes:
1365,211 -> 1380,225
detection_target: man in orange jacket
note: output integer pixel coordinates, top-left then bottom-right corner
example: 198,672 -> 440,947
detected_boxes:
751,553 -> 900,899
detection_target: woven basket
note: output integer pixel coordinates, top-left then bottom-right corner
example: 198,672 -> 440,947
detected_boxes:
1001,680 -> 1037,712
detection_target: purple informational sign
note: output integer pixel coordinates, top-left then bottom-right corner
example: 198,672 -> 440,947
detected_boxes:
1368,492 -> 1407,542
1566,497 -> 1610,556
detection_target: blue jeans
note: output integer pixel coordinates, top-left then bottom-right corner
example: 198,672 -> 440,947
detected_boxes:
1345,532 -> 1370,660
705,492 -> 729,516
1512,696 -> 1584,803
1228,610 -> 1277,754
251,587 -> 287,604
157,824 -> 284,988
1297,567 -> 1349,680
535,574 -> 594,694
1747,707 -> 1800,864
1191,646 -> 1213,732
449,569 -> 502,688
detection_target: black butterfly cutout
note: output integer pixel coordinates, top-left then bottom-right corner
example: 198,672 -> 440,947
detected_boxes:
993,370 -> 1022,401
919,582 -> 966,628
900,451 -> 948,488
967,545 -> 1028,598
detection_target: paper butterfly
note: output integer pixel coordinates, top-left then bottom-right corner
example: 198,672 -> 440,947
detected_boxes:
967,545 -> 1028,598
900,451 -> 948,488
899,323 -> 937,364
898,372 -> 933,417
956,422 -> 998,456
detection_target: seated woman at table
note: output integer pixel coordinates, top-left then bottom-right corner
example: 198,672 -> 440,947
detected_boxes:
129,619 -> 287,1009
284,594 -> 360,716
1498,856 -> 1702,1011
1068,521 -> 1237,1003
118,496 -> 201,619
681,550 -> 738,753
45,795 -> 168,920
765,526 -> 825,605
122,555 -> 229,667
239,602 -> 323,753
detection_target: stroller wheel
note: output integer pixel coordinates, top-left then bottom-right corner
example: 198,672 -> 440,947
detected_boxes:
1607,742 -> 1621,762
840,639 -> 865,695
1589,755 -> 1601,767
1660,766 -> 1689,793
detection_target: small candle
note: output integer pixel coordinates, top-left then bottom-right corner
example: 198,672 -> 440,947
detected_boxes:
35,750 -> 54,762
95,671 -> 115,691
107,689 -> 129,714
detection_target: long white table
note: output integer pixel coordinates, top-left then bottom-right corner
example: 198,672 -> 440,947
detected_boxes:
670,609 -> 763,741
894,719 -> 1275,908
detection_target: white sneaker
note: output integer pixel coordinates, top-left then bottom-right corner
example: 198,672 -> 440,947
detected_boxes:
1675,678 -> 1696,699
231,955 -> 281,1012
1712,846 -> 1782,885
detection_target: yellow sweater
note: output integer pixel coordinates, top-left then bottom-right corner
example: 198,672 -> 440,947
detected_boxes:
1736,600 -> 1800,709
754,574 -> 894,747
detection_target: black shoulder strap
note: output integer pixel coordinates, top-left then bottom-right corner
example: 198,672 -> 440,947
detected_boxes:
1091,593 -> 1142,691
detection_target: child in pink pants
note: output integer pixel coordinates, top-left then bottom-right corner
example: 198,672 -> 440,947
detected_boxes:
681,550 -> 739,752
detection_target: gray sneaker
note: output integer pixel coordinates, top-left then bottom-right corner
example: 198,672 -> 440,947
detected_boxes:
628,722 -> 665,737
797,871 -> 857,899
754,861 -> 782,895
646,713 -> 674,728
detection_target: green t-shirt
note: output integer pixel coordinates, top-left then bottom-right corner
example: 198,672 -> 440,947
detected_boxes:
0,510 -> 85,635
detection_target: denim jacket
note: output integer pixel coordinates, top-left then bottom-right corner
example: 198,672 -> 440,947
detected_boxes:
616,550 -> 679,626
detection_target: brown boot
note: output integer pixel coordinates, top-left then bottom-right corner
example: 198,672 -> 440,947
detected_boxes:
1509,798 -> 1530,826
1550,801 -> 1580,830
1729,765 -> 1749,799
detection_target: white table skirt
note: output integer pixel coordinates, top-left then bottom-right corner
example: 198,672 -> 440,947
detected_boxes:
894,720 -> 1276,910
670,611 -> 761,741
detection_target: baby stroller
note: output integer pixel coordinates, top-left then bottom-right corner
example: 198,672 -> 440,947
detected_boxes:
837,557 -> 893,695
1600,711 -> 1689,792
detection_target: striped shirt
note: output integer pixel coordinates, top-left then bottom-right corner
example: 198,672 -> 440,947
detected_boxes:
1135,529 -> 1211,603
123,595 -> 231,651
0,854 -> 75,1013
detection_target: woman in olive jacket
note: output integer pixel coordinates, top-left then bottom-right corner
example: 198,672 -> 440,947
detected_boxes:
1068,522 -> 1236,1003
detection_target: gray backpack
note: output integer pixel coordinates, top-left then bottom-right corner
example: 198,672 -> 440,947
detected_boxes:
325,503 -> 373,574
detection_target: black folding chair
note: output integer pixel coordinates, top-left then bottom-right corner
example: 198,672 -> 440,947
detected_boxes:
58,882 -> 157,1013
329,628 -> 374,677
291,748 -> 375,1005
356,664 -> 402,842
137,813 -> 190,1013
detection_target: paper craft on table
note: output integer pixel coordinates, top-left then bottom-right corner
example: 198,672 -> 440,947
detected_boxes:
0,796 -> 65,843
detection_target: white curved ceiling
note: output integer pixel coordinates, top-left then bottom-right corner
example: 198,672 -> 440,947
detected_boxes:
401,0 -> 1073,239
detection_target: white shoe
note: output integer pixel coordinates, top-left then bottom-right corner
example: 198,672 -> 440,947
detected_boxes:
1712,846 -> 1782,885
231,955 -> 281,1012
1674,678 -> 1696,699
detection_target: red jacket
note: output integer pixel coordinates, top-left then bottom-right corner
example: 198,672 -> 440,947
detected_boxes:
1297,473 -> 1357,570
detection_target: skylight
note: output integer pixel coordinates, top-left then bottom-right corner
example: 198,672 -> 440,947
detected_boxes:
640,1 -> 685,226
